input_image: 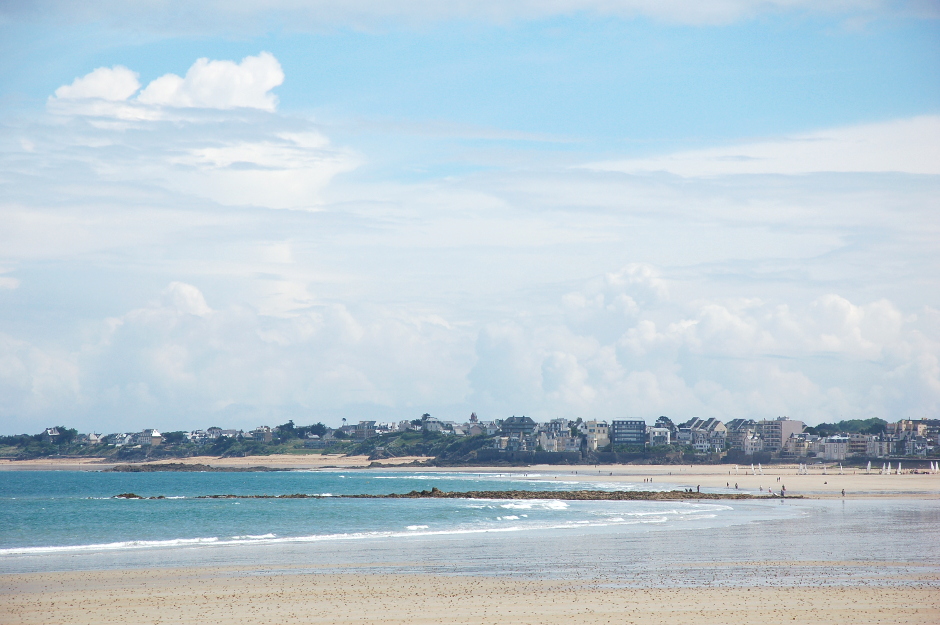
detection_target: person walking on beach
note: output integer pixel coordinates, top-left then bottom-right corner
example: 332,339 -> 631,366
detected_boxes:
842,489 -> 845,497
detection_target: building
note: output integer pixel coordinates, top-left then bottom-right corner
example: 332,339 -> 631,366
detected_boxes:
647,427 -> 671,446
138,429 -> 162,446
501,416 -> 537,438
756,417 -> 804,454
725,419 -> 757,452
819,435 -> 848,461
355,421 -> 377,439
742,432 -> 764,456
781,433 -> 816,458
249,426 -> 273,443
41,427 -> 61,443
681,418 -> 727,453
584,420 -> 609,451
610,420 -> 646,446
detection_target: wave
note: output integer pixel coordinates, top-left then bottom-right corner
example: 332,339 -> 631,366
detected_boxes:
0,512 -> 712,557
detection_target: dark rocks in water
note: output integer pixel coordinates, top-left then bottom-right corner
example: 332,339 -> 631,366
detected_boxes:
107,463 -> 282,473
119,488 -> 788,501
113,492 -> 144,499
375,488 -> 766,501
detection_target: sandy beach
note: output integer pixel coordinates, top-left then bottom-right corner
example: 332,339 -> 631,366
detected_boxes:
2,567 -> 937,625
0,454 -> 429,471
412,463 -> 940,499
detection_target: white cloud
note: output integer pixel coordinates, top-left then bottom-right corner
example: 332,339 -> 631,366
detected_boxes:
40,54 -> 357,209
53,65 -> 140,101
137,52 -> 283,110
0,271 -> 19,290
50,53 -> 284,116
0,333 -> 81,418
585,116 -> 940,177
168,131 -> 359,208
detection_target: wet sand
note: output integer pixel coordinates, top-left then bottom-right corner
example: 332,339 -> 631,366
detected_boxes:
2,567 -> 937,625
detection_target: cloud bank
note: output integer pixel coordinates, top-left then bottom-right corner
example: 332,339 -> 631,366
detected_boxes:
0,51 -> 938,433
586,116 -> 940,177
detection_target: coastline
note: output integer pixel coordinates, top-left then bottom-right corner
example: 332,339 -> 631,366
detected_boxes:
3,455 -> 937,499
2,568 -> 937,625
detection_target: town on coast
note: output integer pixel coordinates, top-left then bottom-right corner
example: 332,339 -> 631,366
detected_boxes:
5,414 -> 939,470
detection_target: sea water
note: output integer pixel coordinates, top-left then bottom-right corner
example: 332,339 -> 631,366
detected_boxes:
1,470 -> 938,585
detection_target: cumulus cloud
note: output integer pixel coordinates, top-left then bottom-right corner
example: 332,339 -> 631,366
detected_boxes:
50,53 -> 283,116
53,65 -> 141,101
137,52 -> 283,110
469,277 -> 940,423
41,53 -> 356,209
585,116 -> 940,177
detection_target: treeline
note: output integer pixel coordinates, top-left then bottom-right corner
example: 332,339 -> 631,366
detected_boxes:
0,426 -> 78,458
803,418 -> 887,437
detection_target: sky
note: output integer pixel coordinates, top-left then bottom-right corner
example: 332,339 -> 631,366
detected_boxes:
0,1 -> 938,434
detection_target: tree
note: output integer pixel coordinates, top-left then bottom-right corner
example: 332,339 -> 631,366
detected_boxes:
655,416 -> 676,432
161,431 -> 188,445
275,420 -> 296,439
54,426 -> 78,445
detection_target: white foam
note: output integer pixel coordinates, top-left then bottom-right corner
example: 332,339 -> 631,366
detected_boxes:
231,533 -> 276,540
493,500 -> 569,510
406,525 -> 429,531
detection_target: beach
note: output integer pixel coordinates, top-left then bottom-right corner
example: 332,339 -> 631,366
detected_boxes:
2,460 -> 938,625
3,567 -> 938,625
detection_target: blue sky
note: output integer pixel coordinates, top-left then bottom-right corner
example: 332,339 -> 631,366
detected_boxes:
0,1 -> 938,434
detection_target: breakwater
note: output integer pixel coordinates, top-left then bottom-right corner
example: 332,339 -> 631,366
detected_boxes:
114,487 -> 790,500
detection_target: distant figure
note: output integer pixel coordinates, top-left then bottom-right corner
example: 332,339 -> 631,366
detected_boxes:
726,482 -> 729,488
842,489 -> 845,497
735,483 -> 738,489
696,485 -> 700,493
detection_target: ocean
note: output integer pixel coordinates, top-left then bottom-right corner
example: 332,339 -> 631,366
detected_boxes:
2,469 -> 938,586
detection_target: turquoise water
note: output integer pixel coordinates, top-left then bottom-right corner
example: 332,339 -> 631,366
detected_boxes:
2,470 -> 938,587
1,470 -> 788,555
